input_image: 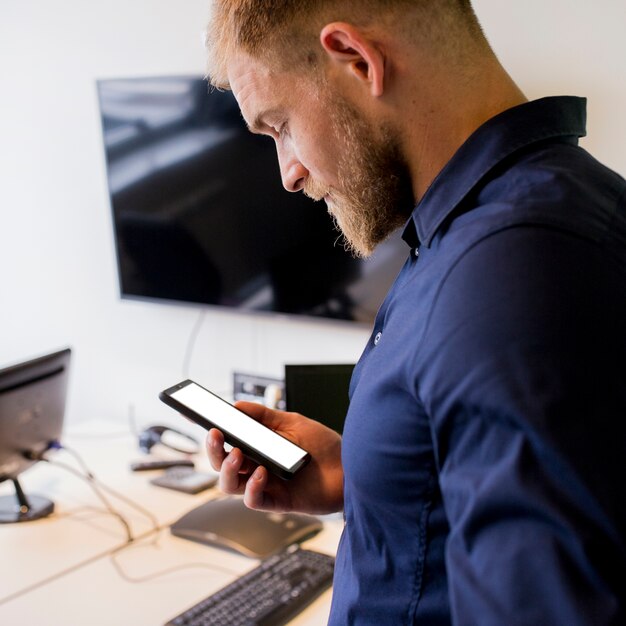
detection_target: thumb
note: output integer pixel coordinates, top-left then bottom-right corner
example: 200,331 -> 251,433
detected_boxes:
233,401 -> 284,430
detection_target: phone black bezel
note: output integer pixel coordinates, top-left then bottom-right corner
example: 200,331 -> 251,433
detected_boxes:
159,379 -> 310,480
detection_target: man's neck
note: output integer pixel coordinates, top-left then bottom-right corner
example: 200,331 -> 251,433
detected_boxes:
399,56 -> 527,203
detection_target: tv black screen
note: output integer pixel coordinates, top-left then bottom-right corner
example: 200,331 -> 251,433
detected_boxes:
97,76 -> 408,323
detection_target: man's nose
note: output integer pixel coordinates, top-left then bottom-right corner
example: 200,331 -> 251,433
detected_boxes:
277,147 -> 307,193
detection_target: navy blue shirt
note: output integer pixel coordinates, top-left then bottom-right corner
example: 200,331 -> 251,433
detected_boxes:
329,97 -> 626,625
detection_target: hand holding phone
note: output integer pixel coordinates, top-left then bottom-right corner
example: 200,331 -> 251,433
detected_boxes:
206,400 -> 345,515
161,379 -> 345,514
160,380 -> 310,480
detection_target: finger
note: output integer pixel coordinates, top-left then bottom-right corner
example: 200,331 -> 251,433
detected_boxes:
233,401 -> 285,430
206,429 -> 226,472
243,465 -> 272,511
219,447 -> 247,494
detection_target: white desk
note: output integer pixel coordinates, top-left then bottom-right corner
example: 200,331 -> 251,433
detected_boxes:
0,426 -> 342,625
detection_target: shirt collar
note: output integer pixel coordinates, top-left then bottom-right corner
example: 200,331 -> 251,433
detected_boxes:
402,96 -> 588,249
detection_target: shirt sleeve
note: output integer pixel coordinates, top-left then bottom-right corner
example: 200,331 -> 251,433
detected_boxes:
417,224 -> 626,626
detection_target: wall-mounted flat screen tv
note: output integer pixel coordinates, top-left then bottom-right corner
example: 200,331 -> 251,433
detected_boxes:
97,76 -> 408,323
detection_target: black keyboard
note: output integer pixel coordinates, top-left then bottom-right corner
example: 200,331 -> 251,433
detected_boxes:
165,545 -> 335,626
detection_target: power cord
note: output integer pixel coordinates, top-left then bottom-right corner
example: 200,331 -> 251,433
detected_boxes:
41,449 -> 133,543
0,442 -> 241,608
109,536 -> 240,584
182,309 -> 207,379
47,442 -> 160,534
41,443 -> 240,584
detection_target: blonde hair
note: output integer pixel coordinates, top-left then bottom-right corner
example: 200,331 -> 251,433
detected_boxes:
205,0 -> 486,89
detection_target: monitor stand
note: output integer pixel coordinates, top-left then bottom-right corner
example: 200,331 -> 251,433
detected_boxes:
0,478 -> 54,523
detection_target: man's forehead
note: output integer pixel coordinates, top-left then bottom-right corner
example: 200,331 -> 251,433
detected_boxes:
227,53 -> 277,99
227,55 -> 277,122
227,53 -> 304,133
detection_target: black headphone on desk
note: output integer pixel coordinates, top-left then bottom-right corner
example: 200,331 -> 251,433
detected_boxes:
138,425 -> 200,455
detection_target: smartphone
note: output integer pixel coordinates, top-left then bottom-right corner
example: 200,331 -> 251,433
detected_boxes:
159,379 -> 310,480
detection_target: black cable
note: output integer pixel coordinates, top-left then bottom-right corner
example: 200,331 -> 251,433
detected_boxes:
182,309 -> 207,379
0,545 -> 114,608
0,446 -> 241,608
41,457 -> 134,543
109,535 -> 240,583
55,444 -> 160,533
45,445 -> 241,583
110,558 -> 240,584
128,402 -> 140,437
52,505 -> 123,521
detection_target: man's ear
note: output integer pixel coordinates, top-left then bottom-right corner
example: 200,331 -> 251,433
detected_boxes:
320,22 -> 385,97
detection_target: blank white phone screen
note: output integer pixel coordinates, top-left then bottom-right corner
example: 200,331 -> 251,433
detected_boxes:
170,382 -> 306,471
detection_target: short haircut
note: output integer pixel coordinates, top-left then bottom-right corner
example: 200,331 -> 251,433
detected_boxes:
206,0 -> 487,89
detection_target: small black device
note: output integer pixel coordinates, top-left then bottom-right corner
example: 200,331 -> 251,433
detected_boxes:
149,468 -> 217,494
169,496 -> 322,558
285,363 -> 355,434
0,347 -> 71,523
159,380 -> 310,480
138,425 -> 199,455
164,545 -> 335,626
130,459 -> 195,472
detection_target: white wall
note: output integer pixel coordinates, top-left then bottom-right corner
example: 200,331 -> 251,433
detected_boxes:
1,0 -> 625,429
473,0 -> 626,172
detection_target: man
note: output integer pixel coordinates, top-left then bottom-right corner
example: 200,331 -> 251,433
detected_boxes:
204,1 -> 626,624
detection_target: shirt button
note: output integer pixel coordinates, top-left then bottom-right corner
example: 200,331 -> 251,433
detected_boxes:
414,247 -> 420,258
374,331 -> 382,345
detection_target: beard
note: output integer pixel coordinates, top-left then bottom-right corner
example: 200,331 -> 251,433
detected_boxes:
303,95 -> 415,258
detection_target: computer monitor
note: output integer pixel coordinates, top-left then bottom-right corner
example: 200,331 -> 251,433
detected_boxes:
0,348 -> 71,523
284,364 -> 355,434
